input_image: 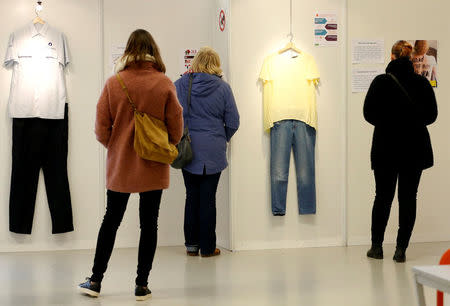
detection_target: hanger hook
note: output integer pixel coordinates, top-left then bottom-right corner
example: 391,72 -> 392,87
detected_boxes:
35,1 -> 43,17
287,0 -> 293,43
287,33 -> 293,43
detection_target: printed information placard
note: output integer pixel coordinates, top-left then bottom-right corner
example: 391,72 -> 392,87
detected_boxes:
181,48 -> 198,75
352,40 -> 385,64
314,11 -> 338,47
352,68 -> 384,93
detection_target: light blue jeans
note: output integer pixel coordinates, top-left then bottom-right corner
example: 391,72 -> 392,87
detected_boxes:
270,120 -> 316,215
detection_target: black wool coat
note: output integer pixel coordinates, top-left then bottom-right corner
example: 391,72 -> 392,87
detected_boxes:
363,57 -> 438,170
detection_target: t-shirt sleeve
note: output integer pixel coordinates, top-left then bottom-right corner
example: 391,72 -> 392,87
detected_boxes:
259,56 -> 272,82
4,33 -> 17,67
307,57 -> 320,80
60,33 -> 70,66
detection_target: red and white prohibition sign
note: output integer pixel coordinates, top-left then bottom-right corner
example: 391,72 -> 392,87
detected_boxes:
219,9 -> 226,32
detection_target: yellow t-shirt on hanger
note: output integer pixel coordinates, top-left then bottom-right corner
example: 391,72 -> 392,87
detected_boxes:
259,52 -> 320,131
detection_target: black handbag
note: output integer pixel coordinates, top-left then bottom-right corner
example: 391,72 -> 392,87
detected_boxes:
171,74 -> 194,169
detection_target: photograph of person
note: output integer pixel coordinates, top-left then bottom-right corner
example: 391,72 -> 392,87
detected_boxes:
408,40 -> 438,87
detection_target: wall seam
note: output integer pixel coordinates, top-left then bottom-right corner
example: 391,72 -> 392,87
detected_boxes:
98,0 -> 106,223
344,0 -> 349,247
228,0 -> 235,251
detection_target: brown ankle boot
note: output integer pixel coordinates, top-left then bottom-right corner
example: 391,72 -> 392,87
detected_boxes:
201,248 -> 221,257
186,250 -> 199,256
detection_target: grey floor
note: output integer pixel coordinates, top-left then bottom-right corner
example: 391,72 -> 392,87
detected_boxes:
0,242 -> 449,306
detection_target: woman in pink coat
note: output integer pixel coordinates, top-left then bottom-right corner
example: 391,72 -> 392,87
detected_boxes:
78,29 -> 183,301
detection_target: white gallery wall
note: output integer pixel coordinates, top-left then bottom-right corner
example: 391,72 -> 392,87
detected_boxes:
1,0 -> 449,253
229,0 -> 347,250
211,0 -> 230,80
211,0 -> 232,249
347,1 -> 450,245
0,0 -> 231,252
0,0 -> 103,252
103,0 -> 231,249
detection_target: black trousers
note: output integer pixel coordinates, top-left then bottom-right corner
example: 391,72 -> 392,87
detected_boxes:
91,189 -> 162,286
182,169 -> 221,255
9,105 -> 73,234
371,167 -> 423,250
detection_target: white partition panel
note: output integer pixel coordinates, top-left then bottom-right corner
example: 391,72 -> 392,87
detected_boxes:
347,0 -> 450,245
2,0 -> 448,254
103,0 -> 233,249
0,0 -> 232,252
211,0 -> 231,249
229,0 -> 347,250
0,0 -> 103,251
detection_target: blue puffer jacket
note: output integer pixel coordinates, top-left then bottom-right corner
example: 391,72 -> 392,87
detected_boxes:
174,73 -> 240,175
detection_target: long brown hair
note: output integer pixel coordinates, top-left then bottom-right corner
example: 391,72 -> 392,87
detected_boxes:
123,29 -> 166,73
391,40 -> 413,59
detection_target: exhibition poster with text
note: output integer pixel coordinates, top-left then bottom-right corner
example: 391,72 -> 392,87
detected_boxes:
181,49 -> 198,75
314,11 -> 338,47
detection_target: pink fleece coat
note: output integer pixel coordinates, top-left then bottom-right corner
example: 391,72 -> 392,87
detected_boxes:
95,62 -> 183,193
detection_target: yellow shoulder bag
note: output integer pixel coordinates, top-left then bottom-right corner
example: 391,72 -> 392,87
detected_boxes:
116,73 -> 178,164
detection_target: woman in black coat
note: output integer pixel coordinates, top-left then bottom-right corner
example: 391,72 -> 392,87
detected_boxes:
363,40 -> 437,262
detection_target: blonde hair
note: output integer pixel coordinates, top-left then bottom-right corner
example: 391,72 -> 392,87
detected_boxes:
191,47 -> 223,76
414,40 -> 429,56
391,40 -> 413,59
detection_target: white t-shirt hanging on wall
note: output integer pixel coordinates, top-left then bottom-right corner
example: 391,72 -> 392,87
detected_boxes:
4,23 -> 70,119
259,52 -> 320,131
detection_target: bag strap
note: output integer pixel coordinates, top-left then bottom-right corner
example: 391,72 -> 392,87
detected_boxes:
116,72 -> 137,112
184,73 -> 194,131
387,73 -> 413,103
186,73 -> 193,114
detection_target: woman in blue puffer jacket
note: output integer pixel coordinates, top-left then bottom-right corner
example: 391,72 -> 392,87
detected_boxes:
174,47 -> 240,257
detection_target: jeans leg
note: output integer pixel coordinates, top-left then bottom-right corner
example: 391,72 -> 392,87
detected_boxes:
91,190 -> 130,283
135,190 -> 162,286
182,170 -> 200,252
292,120 -> 316,214
42,105 -> 73,234
198,172 -> 221,255
371,168 -> 398,246
270,120 -> 292,215
396,168 -> 422,250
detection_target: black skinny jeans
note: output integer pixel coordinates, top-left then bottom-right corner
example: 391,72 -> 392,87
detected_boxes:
91,189 -> 162,286
371,167 -> 422,250
182,169 -> 221,255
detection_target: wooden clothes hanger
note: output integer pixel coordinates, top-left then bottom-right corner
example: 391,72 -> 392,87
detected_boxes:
278,33 -> 301,56
278,36 -> 301,55
33,16 -> 45,24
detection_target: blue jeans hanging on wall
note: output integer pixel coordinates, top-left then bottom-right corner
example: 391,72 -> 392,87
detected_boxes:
270,119 -> 316,215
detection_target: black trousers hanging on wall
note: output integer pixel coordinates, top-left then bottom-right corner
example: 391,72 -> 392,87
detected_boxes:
9,104 -> 73,234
